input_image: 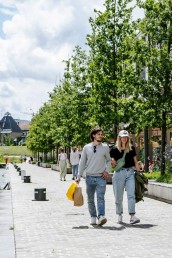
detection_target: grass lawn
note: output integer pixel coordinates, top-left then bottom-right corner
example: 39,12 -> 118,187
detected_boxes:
0,146 -> 32,163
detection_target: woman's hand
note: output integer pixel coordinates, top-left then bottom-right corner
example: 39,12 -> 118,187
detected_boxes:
75,178 -> 80,184
111,158 -> 116,168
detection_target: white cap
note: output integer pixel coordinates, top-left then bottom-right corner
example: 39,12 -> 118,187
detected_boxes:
118,130 -> 129,137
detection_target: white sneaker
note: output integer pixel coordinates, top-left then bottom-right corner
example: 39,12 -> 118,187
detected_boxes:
90,217 -> 97,225
130,215 -> 140,224
98,216 -> 107,226
117,214 -> 123,224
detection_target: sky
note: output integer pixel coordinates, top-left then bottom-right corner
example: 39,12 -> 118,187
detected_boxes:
0,0 -> 143,121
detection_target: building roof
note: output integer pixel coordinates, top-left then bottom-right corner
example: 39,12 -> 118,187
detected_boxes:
18,122 -> 30,131
0,112 -> 22,133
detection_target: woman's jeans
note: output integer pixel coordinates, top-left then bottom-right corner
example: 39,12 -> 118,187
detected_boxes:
72,164 -> 78,178
112,168 -> 135,215
86,176 -> 106,219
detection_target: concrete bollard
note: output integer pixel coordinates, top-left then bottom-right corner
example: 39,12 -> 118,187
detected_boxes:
24,176 -> 31,183
21,170 -> 26,180
33,188 -> 48,201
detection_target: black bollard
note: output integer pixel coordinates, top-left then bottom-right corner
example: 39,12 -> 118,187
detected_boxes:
33,188 -> 48,201
24,176 -> 31,183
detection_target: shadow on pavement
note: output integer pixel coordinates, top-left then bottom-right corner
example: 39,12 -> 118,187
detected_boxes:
66,213 -> 85,216
72,225 -> 126,231
121,223 -> 157,229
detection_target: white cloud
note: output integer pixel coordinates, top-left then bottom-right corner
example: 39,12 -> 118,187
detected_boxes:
0,0 -> 143,121
0,0 -> 104,120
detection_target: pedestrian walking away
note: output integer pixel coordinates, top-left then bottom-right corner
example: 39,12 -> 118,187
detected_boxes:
19,155 -> 23,163
70,146 -> 80,180
58,147 -> 67,181
4,154 -> 8,166
110,130 -> 141,225
76,127 -> 111,226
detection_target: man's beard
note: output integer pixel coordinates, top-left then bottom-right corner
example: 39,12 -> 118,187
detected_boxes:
96,139 -> 102,142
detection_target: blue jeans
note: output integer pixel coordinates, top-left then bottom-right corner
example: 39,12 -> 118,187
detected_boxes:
72,164 -> 78,178
112,168 -> 135,215
86,176 -> 106,219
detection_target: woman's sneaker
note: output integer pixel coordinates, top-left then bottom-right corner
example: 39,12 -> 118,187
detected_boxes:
90,217 -> 97,225
130,215 -> 140,224
98,216 -> 107,226
117,214 -> 123,224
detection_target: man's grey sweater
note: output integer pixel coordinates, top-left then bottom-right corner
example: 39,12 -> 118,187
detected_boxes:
78,142 -> 111,178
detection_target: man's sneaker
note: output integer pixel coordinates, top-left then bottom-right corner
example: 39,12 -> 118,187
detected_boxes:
117,214 -> 123,224
98,216 -> 107,226
90,217 -> 97,225
130,215 -> 140,224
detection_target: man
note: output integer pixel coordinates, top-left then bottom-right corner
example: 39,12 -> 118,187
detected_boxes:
76,127 -> 111,226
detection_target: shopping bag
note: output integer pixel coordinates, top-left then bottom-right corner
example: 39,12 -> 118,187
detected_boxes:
74,187 -> 84,206
66,183 -> 78,201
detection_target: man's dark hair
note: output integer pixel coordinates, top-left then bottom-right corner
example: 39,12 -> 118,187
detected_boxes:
90,127 -> 104,141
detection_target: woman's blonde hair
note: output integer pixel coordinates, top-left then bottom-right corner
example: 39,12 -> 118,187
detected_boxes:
115,136 -> 132,152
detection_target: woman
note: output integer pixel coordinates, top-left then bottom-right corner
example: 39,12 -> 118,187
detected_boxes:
110,130 -> 140,224
58,147 -> 67,181
70,147 -> 80,180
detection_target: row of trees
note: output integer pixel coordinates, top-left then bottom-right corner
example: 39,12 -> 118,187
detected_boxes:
26,0 -> 172,174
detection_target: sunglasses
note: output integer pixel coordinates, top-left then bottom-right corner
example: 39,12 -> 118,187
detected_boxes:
93,146 -> 96,153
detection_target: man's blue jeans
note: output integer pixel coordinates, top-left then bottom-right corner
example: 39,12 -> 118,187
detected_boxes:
112,167 -> 135,215
86,176 -> 106,219
72,164 -> 78,178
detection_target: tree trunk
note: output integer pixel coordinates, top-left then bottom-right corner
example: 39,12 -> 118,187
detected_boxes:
144,127 -> 149,172
161,111 -> 166,175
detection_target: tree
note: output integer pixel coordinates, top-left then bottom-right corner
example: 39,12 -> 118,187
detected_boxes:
87,0 -> 135,141
135,0 -> 172,174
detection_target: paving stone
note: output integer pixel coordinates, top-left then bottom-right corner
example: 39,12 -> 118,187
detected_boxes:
1,163 -> 172,258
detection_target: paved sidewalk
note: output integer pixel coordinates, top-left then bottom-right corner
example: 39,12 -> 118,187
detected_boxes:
1,163 -> 172,258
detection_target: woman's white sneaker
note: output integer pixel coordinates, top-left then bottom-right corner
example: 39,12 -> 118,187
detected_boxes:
118,214 -> 123,224
130,215 -> 140,224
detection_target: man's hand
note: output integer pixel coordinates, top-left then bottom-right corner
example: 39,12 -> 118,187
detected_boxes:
101,171 -> 109,180
75,178 -> 80,184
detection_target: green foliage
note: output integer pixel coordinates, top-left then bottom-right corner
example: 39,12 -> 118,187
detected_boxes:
26,0 -> 172,177
156,174 -> 172,184
144,171 -> 172,183
144,172 -> 160,180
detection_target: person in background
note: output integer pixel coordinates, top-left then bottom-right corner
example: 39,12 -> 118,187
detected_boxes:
58,147 -> 67,181
76,127 -> 111,226
19,155 -> 23,163
29,157 -> 33,164
110,130 -> 140,225
70,147 -> 80,180
4,154 -> 9,165
24,155 -> 27,163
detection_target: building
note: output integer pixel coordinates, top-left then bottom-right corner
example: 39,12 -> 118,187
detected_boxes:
0,112 -> 23,145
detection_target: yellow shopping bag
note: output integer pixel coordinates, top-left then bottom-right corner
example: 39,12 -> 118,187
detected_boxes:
66,183 -> 78,201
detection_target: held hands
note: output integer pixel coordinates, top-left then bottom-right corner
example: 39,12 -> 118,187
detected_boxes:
101,171 -> 109,180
